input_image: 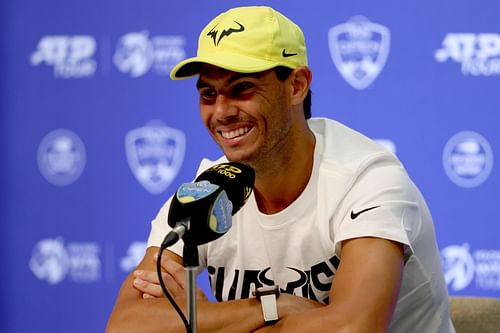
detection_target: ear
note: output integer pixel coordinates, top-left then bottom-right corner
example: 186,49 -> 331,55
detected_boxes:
289,66 -> 312,106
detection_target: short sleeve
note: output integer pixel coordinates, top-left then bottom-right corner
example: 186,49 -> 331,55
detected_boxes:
332,159 -> 421,262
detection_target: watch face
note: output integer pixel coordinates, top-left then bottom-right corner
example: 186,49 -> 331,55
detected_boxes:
254,286 -> 280,324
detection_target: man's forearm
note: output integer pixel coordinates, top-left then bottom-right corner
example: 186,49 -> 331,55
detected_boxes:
107,294 -> 266,333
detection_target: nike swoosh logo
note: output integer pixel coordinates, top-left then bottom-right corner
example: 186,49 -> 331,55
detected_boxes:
350,206 -> 380,220
282,49 -> 298,57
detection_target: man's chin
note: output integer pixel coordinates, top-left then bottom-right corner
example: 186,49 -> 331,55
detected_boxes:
224,152 -> 253,165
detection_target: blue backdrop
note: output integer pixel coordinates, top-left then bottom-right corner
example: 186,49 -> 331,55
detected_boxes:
1,0 -> 499,332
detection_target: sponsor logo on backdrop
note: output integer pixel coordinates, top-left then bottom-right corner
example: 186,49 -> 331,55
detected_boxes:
29,238 -> 69,284
120,241 -> 147,272
441,244 -> 500,291
435,33 -> 500,76
37,129 -> 86,186
442,131 -> 493,188
441,244 -> 475,291
30,35 -> 97,78
328,16 -> 390,90
126,121 -> 186,194
113,31 -> 186,77
30,238 -> 102,284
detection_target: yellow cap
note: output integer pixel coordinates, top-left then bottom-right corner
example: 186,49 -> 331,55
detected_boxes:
170,6 -> 308,80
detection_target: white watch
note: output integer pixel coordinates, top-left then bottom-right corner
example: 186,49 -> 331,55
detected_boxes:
253,285 -> 280,325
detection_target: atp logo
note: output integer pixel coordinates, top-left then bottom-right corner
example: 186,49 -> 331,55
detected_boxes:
441,244 -> 475,291
125,121 -> 186,194
442,131 -> 493,188
114,31 -> 186,77
30,35 -> 96,78
328,16 -> 390,90
37,129 -> 86,186
435,33 -> 500,76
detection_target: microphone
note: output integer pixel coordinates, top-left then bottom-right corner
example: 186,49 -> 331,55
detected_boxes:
161,162 -> 255,249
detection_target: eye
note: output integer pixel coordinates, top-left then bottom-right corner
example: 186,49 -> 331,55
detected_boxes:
231,82 -> 254,98
199,87 -> 217,102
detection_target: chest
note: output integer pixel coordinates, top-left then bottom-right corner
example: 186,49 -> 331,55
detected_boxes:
204,202 -> 339,303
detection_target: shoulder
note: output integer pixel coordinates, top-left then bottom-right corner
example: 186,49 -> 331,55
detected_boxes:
309,117 -> 403,181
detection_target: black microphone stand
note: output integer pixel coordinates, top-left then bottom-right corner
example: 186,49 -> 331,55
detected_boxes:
183,242 -> 199,333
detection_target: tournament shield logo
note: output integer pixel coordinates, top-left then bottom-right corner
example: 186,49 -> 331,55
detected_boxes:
125,121 -> 186,194
37,128 -> 86,186
328,16 -> 390,90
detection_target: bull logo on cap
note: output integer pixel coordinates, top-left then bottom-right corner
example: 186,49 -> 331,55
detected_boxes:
207,21 -> 245,46
328,16 -> 390,90
125,121 -> 186,194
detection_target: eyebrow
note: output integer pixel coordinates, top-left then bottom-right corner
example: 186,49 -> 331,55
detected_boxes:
196,71 -> 266,90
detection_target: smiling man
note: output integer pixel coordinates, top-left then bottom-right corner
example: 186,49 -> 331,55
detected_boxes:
107,6 -> 455,333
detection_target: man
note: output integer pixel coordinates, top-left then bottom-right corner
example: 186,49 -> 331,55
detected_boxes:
107,6 -> 455,333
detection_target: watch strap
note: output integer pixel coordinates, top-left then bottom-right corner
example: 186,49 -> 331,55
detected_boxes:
260,293 -> 279,324
253,285 -> 280,325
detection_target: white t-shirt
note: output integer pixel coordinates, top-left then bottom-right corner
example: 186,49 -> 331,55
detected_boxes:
147,117 -> 455,333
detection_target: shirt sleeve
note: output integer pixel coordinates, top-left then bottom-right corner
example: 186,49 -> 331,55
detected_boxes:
332,156 -> 421,262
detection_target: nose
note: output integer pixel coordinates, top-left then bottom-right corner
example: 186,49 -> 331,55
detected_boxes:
214,94 -> 238,121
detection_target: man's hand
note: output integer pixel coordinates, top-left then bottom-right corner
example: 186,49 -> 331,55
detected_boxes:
108,247 -> 266,333
132,251 -> 207,301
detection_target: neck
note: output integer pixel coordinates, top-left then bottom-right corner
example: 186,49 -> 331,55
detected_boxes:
253,126 -> 316,215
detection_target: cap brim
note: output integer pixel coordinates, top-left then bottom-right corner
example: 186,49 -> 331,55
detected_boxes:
169,53 -> 296,80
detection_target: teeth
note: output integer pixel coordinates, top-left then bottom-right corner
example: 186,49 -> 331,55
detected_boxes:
221,127 -> 249,139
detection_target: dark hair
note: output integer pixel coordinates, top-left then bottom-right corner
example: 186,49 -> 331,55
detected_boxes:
273,66 -> 312,119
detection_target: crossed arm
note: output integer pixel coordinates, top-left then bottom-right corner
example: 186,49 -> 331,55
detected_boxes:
106,237 -> 404,333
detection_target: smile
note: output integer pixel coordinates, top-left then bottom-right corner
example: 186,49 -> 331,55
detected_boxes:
221,127 -> 249,139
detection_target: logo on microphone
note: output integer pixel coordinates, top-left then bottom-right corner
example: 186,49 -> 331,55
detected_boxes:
442,131 -> 493,188
211,163 -> 242,179
328,16 -> 390,90
113,31 -> 186,77
37,129 -> 86,186
125,121 -> 186,194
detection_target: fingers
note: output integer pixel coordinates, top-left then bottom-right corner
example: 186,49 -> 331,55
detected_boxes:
134,268 -> 160,284
132,252 -> 195,300
154,253 -> 187,289
133,270 -> 164,297
133,266 -> 185,298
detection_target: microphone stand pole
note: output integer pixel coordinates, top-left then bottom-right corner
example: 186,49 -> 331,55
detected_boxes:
183,242 -> 199,333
